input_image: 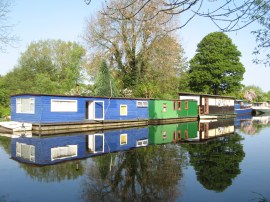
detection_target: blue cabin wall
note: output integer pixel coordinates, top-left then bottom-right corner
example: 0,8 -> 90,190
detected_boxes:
11,94 -> 149,123
11,95 -> 43,123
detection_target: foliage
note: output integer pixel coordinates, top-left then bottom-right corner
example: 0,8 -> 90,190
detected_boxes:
0,76 -> 9,118
94,60 -> 119,97
3,40 -> 86,95
242,85 -> 266,102
189,32 -> 245,95
83,0 -> 187,98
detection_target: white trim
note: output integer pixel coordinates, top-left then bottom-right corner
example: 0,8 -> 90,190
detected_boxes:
88,133 -> 104,153
120,104 -> 128,116
51,99 -> 78,112
94,101 -> 105,120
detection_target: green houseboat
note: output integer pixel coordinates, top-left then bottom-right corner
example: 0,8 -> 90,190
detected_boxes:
148,122 -> 199,144
148,99 -> 198,124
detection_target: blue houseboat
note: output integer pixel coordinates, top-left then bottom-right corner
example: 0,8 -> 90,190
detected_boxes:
11,94 -> 149,133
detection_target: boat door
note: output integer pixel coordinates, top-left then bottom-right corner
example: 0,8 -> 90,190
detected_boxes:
86,101 -> 104,120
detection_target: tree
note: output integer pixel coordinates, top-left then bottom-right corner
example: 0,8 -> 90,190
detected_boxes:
0,76 -> 9,118
3,40 -> 86,95
243,85 -> 266,102
0,0 -> 16,51
188,32 -> 245,95
94,60 -> 119,97
83,0 -> 186,98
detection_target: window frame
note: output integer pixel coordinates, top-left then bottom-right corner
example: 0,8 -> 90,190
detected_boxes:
120,104 -> 128,116
16,98 -> 35,114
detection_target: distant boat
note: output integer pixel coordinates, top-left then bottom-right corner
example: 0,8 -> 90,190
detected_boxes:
234,100 -> 253,115
252,101 -> 270,115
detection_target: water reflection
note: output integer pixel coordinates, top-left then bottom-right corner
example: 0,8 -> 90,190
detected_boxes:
183,133 -> 245,192
1,117 -> 270,201
236,115 -> 270,135
81,145 -> 185,201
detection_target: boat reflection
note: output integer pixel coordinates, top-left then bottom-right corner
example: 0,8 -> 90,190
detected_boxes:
11,119 -> 236,166
11,127 -> 149,165
236,115 -> 270,135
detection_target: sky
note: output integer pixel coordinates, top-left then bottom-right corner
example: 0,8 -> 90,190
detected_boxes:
1,0 -> 269,92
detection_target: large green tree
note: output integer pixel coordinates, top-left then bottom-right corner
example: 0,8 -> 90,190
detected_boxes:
3,40 -> 86,95
188,32 -> 245,95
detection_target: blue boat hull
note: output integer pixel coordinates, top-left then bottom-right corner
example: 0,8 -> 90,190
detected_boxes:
235,108 -> 253,115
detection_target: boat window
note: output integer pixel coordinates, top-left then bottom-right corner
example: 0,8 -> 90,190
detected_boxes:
16,98 -> 35,114
120,134 -> 128,145
51,99 -> 77,112
120,105 -> 128,116
136,101 -> 148,108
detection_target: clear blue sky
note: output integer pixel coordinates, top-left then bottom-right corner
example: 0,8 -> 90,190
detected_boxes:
1,0 -> 269,92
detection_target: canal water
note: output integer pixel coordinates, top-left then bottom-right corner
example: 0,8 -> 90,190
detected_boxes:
0,116 -> 270,202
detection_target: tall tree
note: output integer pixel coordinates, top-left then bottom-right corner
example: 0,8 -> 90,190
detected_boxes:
3,40 -> 86,95
94,60 -> 118,97
83,0 -> 186,98
188,32 -> 245,95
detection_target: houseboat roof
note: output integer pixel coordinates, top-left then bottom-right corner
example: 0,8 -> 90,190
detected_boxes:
11,93 -> 149,100
12,93 -> 197,102
178,92 -> 235,99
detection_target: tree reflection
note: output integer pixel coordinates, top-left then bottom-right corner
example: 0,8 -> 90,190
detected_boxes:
19,160 -> 85,183
240,118 -> 270,135
184,133 -> 245,192
81,144 -> 187,202
0,136 -> 11,154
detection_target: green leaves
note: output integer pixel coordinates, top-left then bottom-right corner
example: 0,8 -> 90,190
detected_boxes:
94,60 -> 119,97
189,32 -> 245,95
3,40 -> 86,95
